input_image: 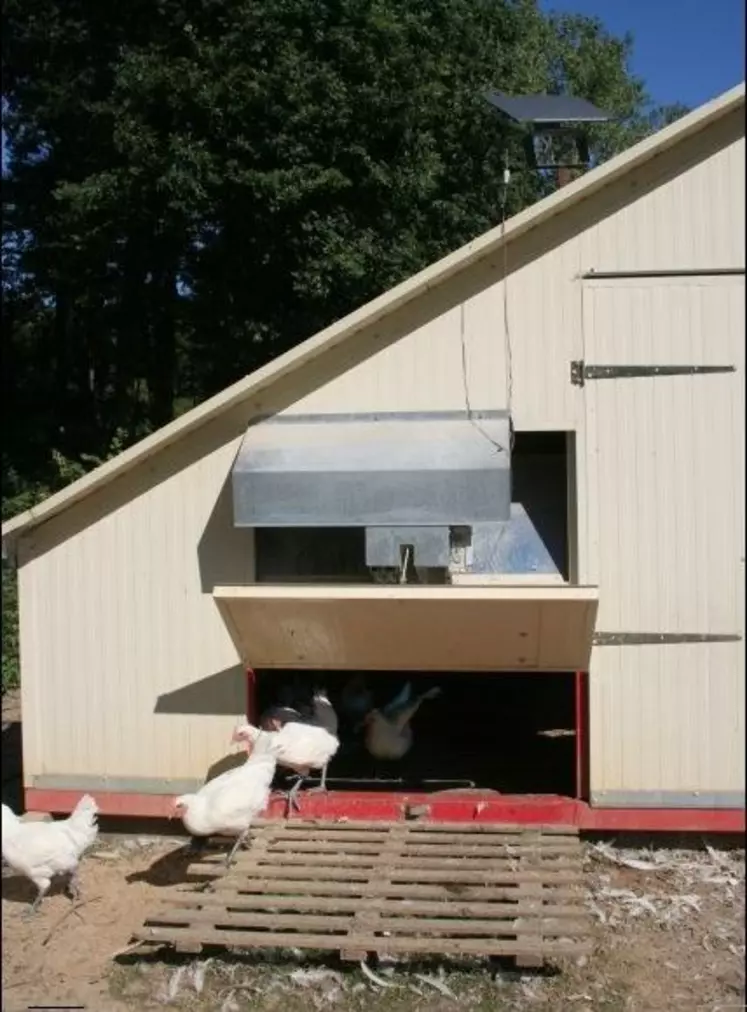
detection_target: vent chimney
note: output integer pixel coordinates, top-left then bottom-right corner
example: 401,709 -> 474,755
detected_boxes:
484,92 -> 613,186
555,165 -> 575,188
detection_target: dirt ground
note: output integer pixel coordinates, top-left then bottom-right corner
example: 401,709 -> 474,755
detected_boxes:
2,690 -> 745,1011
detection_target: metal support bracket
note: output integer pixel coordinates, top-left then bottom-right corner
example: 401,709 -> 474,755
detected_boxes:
571,361 -> 736,387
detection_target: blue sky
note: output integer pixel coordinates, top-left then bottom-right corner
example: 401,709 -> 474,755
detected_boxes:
541,0 -> 745,108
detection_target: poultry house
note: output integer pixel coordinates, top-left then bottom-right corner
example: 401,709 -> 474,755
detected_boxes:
1,795 -> 99,915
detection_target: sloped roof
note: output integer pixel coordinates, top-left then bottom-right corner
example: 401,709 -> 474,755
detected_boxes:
3,81 -> 744,543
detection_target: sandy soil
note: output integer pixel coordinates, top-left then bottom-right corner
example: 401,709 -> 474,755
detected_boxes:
2,690 -> 744,1010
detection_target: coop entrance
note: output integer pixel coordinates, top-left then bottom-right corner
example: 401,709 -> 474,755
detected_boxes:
214,583 -> 597,802
253,668 -> 581,798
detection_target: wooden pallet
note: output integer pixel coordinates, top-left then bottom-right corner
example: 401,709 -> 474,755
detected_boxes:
134,820 -> 592,966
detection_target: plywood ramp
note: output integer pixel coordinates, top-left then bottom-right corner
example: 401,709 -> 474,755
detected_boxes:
213,584 -> 599,672
135,820 -> 593,967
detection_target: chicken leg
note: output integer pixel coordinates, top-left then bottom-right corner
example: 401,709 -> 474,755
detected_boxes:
285,774 -> 305,815
67,871 -> 82,902
306,762 -> 330,794
24,880 -> 50,918
225,828 -> 250,868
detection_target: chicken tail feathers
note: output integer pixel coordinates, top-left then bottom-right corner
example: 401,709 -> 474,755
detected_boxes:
390,686 -> 441,731
382,681 -> 412,717
311,689 -> 339,735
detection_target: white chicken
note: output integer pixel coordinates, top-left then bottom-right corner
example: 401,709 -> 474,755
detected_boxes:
1,794 -> 99,916
232,716 -> 339,812
363,683 -> 441,761
172,730 -> 279,866
310,686 -> 339,792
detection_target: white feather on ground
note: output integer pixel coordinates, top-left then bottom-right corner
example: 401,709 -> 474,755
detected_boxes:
173,731 -> 279,864
2,794 -> 99,914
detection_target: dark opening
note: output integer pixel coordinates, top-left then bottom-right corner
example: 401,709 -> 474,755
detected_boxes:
255,527 -> 370,583
511,430 -> 571,579
254,669 -> 577,797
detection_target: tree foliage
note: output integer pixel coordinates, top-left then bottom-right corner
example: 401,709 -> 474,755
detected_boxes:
1,0 -> 687,690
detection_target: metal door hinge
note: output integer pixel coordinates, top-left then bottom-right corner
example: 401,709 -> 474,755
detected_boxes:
593,632 -> 742,646
571,361 -> 735,387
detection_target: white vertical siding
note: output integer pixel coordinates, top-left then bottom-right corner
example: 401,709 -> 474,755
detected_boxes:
279,273 -> 583,423
578,117 -> 745,269
582,276 -> 744,800
588,643 -> 744,799
20,433 -> 254,787
278,114 -> 744,434
281,288 -> 506,415
281,244 -> 584,430
581,277 -> 743,631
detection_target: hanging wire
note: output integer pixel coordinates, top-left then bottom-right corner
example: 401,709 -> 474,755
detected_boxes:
459,303 -> 507,455
499,149 -> 516,451
399,545 -> 412,585
457,149 -> 515,456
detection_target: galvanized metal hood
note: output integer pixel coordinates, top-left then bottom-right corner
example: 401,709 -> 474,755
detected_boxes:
232,411 -> 512,527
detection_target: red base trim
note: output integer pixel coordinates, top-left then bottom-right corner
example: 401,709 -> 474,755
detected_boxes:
25,788 -> 746,833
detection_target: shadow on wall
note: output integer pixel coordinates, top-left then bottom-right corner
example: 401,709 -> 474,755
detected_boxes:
154,665 -> 246,716
197,470 -> 253,593
204,750 -> 246,784
155,665 -> 247,788
150,474 -> 250,760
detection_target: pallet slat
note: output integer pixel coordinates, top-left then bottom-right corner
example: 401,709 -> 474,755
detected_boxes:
241,852 -> 580,871
264,841 -> 580,858
137,820 -> 590,966
195,878 -> 581,901
164,892 -> 587,919
149,908 -> 592,938
135,926 -> 592,958
191,863 -> 582,885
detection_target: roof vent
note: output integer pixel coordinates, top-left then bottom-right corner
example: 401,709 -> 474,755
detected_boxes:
484,91 -> 613,185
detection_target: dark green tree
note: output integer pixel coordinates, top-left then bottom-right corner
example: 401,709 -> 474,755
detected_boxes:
3,0 -> 679,466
